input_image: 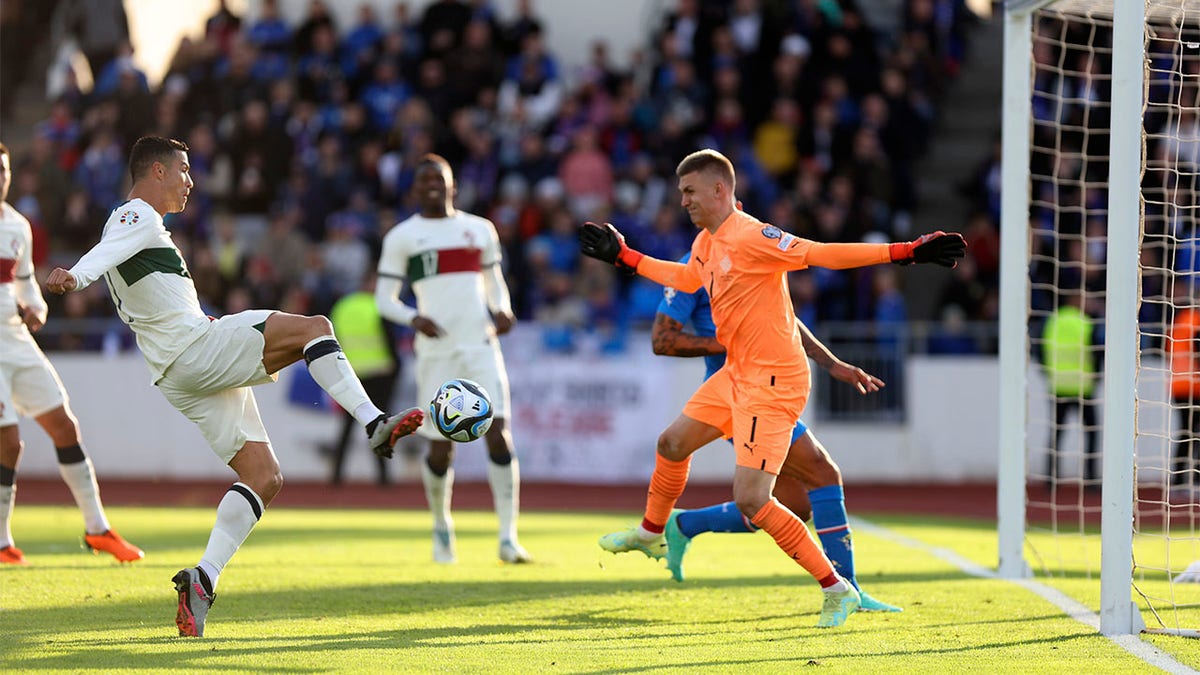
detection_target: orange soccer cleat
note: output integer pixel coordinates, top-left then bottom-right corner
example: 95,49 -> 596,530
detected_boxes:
0,544 -> 27,565
84,529 -> 145,562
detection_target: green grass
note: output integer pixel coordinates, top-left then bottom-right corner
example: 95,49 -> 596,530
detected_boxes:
2,506 -> 1198,673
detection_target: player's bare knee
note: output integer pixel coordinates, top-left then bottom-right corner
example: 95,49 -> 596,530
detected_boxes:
809,461 -> 842,489
733,490 -> 770,519
255,470 -> 284,504
312,315 -> 335,337
656,431 -> 691,462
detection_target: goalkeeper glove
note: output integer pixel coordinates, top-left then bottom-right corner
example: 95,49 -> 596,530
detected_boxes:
889,231 -> 967,268
579,222 -> 644,271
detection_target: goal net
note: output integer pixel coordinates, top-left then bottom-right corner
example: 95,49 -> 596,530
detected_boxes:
1002,0 -> 1200,636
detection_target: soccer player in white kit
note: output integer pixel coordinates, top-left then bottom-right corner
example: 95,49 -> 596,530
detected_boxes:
376,154 -> 531,564
45,136 -> 425,637
0,142 -> 144,566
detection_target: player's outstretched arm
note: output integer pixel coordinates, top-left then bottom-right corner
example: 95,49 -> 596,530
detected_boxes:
651,312 -> 726,358
579,221 -> 644,271
579,222 -> 701,292
797,319 -> 884,395
888,231 -> 967,268
44,267 -> 78,294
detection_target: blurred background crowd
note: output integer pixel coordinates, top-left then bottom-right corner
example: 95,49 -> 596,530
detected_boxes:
0,0 -> 999,359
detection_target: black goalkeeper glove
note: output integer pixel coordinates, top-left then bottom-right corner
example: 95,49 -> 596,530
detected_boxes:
888,231 -> 967,268
579,222 -> 644,271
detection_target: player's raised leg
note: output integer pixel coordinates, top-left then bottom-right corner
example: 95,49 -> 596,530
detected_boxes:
260,312 -> 422,457
600,414 -> 720,560
665,424 -> 900,610
35,405 -> 143,562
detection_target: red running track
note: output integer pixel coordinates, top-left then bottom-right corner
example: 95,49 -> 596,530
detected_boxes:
16,478 -> 1001,518
19,478 -> 1198,526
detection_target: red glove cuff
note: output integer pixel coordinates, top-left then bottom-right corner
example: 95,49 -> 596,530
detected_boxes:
618,246 -> 644,270
888,241 -> 913,263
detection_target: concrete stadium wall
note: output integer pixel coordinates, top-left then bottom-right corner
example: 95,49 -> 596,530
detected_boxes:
13,342 -> 1177,486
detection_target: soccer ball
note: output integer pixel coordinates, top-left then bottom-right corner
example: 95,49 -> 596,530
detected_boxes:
428,378 -> 494,442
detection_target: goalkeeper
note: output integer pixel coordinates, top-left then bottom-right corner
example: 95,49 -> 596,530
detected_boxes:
641,256 -> 901,613
580,148 -> 964,627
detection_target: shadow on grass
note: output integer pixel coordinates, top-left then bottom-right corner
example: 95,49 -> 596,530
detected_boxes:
2,598 -> 1097,674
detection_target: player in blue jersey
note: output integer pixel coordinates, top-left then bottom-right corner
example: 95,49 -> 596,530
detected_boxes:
645,253 -> 902,612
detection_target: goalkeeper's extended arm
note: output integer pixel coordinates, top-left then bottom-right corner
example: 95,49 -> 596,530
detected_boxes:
888,231 -> 968,268
578,221 -> 644,271
579,222 -> 701,291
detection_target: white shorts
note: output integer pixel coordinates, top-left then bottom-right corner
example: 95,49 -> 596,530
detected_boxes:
157,310 -> 279,463
0,325 -> 67,426
416,342 -> 510,440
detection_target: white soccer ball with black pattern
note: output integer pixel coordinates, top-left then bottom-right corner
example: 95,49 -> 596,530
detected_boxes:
428,378 -> 494,442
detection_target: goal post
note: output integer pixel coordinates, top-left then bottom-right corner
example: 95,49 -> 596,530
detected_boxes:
998,1 -> 1035,583
1098,0 -> 1145,637
998,0 -> 1148,637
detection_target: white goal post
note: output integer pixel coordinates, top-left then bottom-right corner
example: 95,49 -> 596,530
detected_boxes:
998,0 -> 1146,637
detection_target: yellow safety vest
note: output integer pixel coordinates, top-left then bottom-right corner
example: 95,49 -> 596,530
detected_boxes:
330,291 -> 394,378
1042,305 -> 1096,397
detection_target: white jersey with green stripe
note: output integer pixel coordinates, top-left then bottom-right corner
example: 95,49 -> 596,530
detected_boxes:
378,212 -> 502,353
0,202 -> 45,329
68,198 -> 209,383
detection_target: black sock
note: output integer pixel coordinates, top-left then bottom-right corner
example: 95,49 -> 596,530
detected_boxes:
365,413 -> 387,437
196,566 -> 215,597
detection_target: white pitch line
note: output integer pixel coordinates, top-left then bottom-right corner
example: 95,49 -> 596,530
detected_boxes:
851,517 -> 1198,675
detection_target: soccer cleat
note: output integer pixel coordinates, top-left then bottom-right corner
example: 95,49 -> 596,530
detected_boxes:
433,526 -> 457,564
173,567 -> 215,637
858,589 -> 903,612
598,526 -> 666,560
499,540 -> 533,564
84,530 -> 145,562
368,408 -> 424,459
663,509 -> 691,582
0,545 -> 27,565
817,585 -> 861,628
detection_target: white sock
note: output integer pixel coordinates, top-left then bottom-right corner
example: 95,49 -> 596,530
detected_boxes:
636,525 -> 660,541
823,578 -> 851,593
421,462 -> 454,531
487,458 -> 519,543
0,485 -> 13,548
59,459 -> 110,534
198,483 -> 264,591
303,337 -> 383,426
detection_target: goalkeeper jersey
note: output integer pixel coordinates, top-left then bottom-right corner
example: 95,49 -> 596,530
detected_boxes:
0,202 -> 46,330
68,198 -> 209,383
637,209 -> 890,388
377,211 -> 505,353
656,253 -> 724,380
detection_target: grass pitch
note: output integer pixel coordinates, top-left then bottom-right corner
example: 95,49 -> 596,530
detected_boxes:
2,506 -> 1197,673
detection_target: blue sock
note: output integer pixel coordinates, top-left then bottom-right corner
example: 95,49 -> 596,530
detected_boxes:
677,501 -> 755,538
809,485 -> 858,590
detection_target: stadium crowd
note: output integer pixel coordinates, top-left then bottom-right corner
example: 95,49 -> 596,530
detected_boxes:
5,0 -> 982,355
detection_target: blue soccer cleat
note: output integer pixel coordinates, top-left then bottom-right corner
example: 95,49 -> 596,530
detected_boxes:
858,589 -> 903,612
664,509 -> 691,582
